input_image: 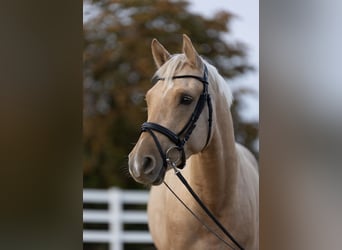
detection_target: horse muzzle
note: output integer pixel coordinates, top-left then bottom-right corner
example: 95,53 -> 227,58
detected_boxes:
128,142 -> 166,185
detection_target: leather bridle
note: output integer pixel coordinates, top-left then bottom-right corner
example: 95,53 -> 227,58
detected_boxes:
141,64 -> 213,170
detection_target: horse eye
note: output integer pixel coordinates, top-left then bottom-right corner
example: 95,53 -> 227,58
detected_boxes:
180,95 -> 193,105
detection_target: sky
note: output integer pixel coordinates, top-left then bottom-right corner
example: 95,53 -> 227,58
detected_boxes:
188,0 -> 259,80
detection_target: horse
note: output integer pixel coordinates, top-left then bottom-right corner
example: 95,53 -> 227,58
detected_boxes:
128,34 -> 259,250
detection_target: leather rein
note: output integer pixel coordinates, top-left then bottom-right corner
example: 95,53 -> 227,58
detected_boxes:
141,64 -> 244,250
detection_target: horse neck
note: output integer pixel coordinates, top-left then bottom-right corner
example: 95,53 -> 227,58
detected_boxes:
188,93 -> 238,212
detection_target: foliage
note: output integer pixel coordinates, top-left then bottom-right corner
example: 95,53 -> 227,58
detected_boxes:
83,0 -> 258,189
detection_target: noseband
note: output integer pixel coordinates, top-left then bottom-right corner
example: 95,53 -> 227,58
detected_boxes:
141,64 -> 213,170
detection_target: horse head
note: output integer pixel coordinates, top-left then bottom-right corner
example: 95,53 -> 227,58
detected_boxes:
128,35 -> 213,185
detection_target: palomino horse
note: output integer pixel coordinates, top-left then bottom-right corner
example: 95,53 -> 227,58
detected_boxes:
128,35 -> 259,250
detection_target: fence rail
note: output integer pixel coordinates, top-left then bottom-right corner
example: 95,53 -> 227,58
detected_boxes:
83,188 -> 153,250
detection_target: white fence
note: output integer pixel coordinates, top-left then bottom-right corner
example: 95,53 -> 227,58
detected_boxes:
83,188 -> 154,250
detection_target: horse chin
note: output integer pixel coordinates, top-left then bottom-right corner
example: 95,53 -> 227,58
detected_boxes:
151,167 -> 166,186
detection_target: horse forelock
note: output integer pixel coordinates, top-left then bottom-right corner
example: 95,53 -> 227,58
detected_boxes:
153,54 -> 233,107
154,54 -> 187,87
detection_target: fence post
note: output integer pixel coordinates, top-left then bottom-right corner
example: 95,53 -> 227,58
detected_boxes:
108,188 -> 123,250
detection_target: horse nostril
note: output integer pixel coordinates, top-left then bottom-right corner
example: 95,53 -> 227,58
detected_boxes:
142,156 -> 155,174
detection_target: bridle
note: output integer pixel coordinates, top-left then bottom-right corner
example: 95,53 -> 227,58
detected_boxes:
140,63 -> 244,250
141,64 -> 213,170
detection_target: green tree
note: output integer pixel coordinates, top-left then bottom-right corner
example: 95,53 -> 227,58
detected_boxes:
83,0 -> 257,189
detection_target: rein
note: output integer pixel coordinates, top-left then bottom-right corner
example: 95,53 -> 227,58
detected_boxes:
166,163 -> 245,250
141,64 -> 244,250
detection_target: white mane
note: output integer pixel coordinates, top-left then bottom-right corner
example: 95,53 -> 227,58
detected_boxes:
155,54 -> 233,107
205,61 -> 233,107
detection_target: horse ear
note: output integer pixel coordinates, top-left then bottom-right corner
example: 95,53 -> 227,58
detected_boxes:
182,34 -> 202,68
151,39 -> 171,68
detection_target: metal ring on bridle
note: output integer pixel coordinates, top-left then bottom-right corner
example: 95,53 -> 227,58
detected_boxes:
165,146 -> 182,166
